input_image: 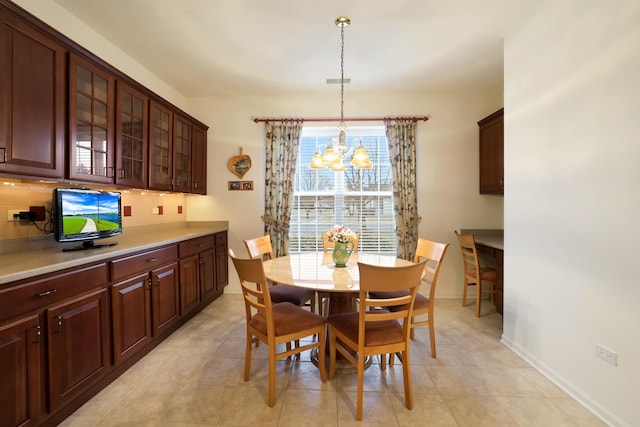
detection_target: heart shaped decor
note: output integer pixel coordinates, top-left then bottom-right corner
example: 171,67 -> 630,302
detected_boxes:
227,147 -> 252,179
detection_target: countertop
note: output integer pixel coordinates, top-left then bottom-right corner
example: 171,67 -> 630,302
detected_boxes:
0,221 -> 228,285
460,229 -> 504,250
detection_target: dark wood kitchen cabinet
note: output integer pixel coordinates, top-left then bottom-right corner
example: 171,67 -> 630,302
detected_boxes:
0,314 -> 41,427
68,53 -> 115,184
0,261 -> 109,426
214,231 -> 229,291
179,234 -> 218,316
478,108 -> 504,195
0,9 -> 65,179
173,114 -> 192,193
110,244 -> 180,361
149,100 -> 173,191
191,124 -> 207,194
46,288 -> 110,412
115,81 -> 148,187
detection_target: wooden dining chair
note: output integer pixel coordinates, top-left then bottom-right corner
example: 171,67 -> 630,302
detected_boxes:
370,237 -> 449,359
228,249 -> 327,407
454,231 -> 496,317
244,235 -> 316,313
319,232 -> 359,316
328,260 -> 427,421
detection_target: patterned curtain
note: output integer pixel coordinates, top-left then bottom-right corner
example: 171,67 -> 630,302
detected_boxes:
385,119 -> 421,260
262,120 -> 302,257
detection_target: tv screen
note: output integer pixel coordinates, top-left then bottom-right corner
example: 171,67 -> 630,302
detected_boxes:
53,188 -> 122,251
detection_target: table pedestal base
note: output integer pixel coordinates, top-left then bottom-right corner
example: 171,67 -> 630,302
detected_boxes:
310,348 -> 372,374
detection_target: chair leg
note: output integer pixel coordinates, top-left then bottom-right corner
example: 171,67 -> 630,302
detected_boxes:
317,327 -> 327,383
268,346 -> 277,407
428,321 -> 436,358
401,350 -> 414,411
462,278 -> 469,306
356,354 -> 365,421
475,282 -> 482,317
328,328 -> 337,379
244,333 -> 253,382
409,316 -> 416,340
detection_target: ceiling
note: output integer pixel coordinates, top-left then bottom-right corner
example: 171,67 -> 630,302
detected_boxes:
53,0 -> 538,97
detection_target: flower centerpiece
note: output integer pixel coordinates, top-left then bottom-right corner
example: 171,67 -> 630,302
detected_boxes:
327,225 -> 356,268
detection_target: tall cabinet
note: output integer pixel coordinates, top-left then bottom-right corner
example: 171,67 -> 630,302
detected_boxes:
478,108 -> 504,195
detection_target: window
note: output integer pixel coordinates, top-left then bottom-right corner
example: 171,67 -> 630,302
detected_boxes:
288,126 -> 397,254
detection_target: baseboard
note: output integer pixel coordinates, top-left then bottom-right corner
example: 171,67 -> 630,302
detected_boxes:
500,335 -> 626,427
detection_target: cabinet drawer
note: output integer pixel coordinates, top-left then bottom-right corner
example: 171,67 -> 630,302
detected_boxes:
0,263 -> 108,322
110,245 -> 177,281
178,235 -> 215,258
215,231 -> 227,246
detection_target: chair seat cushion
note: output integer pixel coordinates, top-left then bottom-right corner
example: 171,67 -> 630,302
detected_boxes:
369,291 -> 429,312
250,302 -> 325,336
468,267 -> 497,281
328,311 -> 403,346
269,284 -> 315,306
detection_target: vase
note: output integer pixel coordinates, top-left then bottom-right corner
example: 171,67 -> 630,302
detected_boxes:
332,241 -> 352,268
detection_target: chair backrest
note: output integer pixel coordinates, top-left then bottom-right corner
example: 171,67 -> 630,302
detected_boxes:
357,260 -> 427,344
322,232 -> 359,253
228,248 -> 274,330
413,238 -> 449,301
244,235 -> 274,260
454,231 -> 480,279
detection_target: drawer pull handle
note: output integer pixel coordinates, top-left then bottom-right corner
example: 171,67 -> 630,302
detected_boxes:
147,258 -> 157,262
33,325 -> 41,343
197,244 -> 205,247
38,289 -> 57,297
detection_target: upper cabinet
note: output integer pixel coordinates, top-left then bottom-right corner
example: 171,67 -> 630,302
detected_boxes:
116,81 -> 148,188
149,100 -> 173,191
68,53 -> 115,184
149,102 -> 206,193
191,124 -> 207,194
0,1 -> 208,193
0,9 -> 65,179
478,108 -> 504,195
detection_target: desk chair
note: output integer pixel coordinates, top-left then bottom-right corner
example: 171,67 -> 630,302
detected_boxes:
228,249 -> 327,407
454,231 -> 496,317
244,235 -> 316,313
320,232 -> 359,316
370,237 -> 449,359
328,260 -> 426,420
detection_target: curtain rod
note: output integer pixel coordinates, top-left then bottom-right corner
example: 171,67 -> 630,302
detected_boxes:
252,116 -> 429,123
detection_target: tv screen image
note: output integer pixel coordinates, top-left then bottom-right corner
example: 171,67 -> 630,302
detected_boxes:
53,188 -> 122,251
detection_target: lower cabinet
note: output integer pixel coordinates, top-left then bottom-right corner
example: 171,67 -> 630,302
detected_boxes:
110,245 -> 179,365
111,272 -> 151,366
0,262 -> 108,426
0,231 -> 226,426
46,288 -> 110,411
0,314 -> 41,427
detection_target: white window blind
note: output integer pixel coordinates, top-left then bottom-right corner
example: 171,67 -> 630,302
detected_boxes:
288,126 -> 397,255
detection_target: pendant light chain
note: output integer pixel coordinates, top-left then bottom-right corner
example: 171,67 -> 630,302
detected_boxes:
340,22 -> 345,128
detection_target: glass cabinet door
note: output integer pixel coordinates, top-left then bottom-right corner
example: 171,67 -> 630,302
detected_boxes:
116,82 -> 148,187
149,101 -> 172,191
69,54 -> 114,183
173,115 -> 191,193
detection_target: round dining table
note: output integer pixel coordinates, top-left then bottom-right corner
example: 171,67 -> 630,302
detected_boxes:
262,251 -> 415,315
262,251 -> 416,370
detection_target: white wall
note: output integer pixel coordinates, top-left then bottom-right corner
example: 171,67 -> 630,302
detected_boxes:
186,91 -> 504,293
503,1 -> 640,425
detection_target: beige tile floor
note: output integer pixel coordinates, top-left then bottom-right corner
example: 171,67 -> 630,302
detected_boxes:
60,294 -> 605,426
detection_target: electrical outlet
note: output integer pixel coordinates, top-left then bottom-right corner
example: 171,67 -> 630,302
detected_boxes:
595,343 -> 617,366
7,209 -> 24,221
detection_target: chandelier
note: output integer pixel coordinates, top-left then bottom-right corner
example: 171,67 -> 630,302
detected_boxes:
309,16 -> 372,172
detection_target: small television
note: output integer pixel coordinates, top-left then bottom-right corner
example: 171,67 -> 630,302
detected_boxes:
53,188 -> 122,252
